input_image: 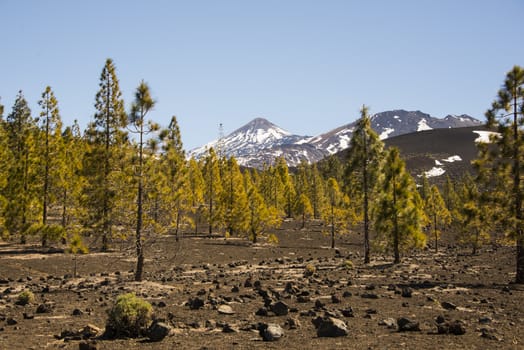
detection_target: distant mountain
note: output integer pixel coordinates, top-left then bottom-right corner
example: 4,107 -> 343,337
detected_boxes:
187,110 -> 483,168
309,110 -> 482,156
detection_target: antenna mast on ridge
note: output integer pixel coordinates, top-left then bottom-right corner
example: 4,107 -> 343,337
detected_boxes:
217,122 -> 225,158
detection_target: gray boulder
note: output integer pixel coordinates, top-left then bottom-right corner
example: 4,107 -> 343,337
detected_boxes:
314,317 -> 349,337
259,323 -> 284,341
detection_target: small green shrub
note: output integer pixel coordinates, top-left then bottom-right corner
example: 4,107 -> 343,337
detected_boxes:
343,260 -> 354,270
304,263 -> 316,277
106,293 -> 153,338
17,290 -> 35,305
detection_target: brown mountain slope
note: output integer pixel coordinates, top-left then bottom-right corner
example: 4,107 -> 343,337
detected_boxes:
336,126 -> 488,183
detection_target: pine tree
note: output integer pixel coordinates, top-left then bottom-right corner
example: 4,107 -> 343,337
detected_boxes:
0,116 -> 11,234
84,58 -> 128,251
4,91 -> 39,242
187,157 -> 205,234
442,175 -> 461,220
202,148 -> 223,235
374,148 -> 426,263
60,121 -> 85,243
245,171 -> 281,243
345,105 -> 385,263
128,81 -> 158,281
275,156 -> 295,218
222,157 -> 249,237
419,173 -> 430,202
37,86 -> 64,246
309,164 -> 326,220
318,154 -> 344,185
476,65 -> 524,283
323,177 -> 354,249
425,185 -> 451,252
459,174 -> 491,254
295,193 -> 313,229
158,116 -> 188,240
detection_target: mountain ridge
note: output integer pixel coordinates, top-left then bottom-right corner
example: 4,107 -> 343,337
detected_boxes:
188,110 -> 483,168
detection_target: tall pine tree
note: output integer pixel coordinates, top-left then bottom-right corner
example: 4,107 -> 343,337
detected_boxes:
37,86 -> 64,246
476,65 -> 524,283
345,105 -> 384,263
128,80 -> 158,281
425,185 -> 451,252
83,58 -> 128,251
374,148 -> 426,263
4,91 -> 39,242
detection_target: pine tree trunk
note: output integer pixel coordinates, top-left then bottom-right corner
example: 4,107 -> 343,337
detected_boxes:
330,204 -> 335,249
363,130 -> 370,264
393,176 -> 400,264
513,93 -> 523,283
42,109 -> 50,247
135,120 -> 144,282
517,236 -> 524,283
433,213 -> 438,253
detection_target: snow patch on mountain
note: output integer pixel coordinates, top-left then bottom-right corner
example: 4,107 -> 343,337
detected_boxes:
417,118 -> 432,131
442,155 -> 462,163
379,128 -> 395,140
424,167 -> 446,178
473,130 -> 499,143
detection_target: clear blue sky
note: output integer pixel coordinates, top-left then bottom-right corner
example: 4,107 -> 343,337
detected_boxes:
1,0 -> 522,150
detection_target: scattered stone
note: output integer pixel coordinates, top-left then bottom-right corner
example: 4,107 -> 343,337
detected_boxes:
6,318 -> 17,326
365,284 -> 376,290
255,307 -> 269,316
36,303 -> 53,314
297,295 -> 310,303
259,323 -> 284,341
480,327 -> 502,341
72,308 -> 84,316
435,315 -> 446,324
188,297 -> 205,310
23,313 -> 34,320
479,317 -> 492,324
81,324 -> 102,338
205,319 -> 217,329
148,321 -> 172,342
437,320 -> 466,335
284,317 -> 301,330
365,308 -> 377,315
379,318 -> 397,329
217,304 -> 235,315
331,294 -> 341,304
79,341 -> 97,350
314,299 -> 325,309
401,287 -> 413,298
271,301 -> 289,316
341,307 -> 354,318
361,293 -> 379,299
285,282 -> 298,295
314,316 -> 349,337
222,323 -> 238,333
441,301 -> 457,310
397,317 -> 420,332
342,291 -> 352,298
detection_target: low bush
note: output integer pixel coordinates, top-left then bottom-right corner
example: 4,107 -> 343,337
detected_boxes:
106,293 -> 152,338
17,290 -> 35,305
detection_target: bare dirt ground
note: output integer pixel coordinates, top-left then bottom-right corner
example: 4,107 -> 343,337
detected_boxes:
0,221 -> 522,349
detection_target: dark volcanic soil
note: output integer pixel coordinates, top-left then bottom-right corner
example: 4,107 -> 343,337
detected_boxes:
0,222 -> 522,349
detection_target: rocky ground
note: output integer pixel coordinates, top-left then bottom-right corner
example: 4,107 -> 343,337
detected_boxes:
0,221 -> 522,349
